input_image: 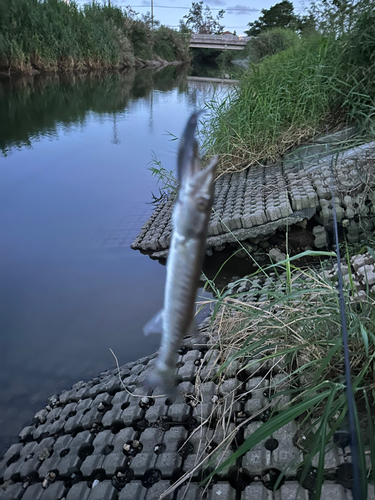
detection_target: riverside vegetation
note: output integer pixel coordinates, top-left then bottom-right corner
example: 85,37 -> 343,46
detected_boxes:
197,2 -> 375,493
0,0 -> 190,73
202,2 -> 375,176
149,2 -> 375,495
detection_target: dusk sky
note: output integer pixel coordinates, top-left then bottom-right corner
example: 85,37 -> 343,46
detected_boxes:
83,0 -> 307,35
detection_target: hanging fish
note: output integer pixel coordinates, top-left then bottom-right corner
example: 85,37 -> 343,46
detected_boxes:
144,111 -> 217,394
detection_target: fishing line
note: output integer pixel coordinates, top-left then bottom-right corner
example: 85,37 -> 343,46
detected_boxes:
329,158 -> 362,500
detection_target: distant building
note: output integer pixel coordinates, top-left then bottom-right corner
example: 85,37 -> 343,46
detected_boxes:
222,31 -> 234,36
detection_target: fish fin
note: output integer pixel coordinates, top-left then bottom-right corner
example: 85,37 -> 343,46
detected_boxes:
143,309 -> 164,336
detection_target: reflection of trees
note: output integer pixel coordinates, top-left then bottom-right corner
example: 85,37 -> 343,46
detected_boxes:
0,65 -> 190,155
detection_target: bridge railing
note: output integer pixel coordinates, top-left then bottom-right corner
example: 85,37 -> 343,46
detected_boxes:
190,34 -> 251,43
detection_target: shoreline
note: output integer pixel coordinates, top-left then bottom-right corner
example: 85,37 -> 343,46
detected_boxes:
0,58 -> 188,79
1,256 -> 374,497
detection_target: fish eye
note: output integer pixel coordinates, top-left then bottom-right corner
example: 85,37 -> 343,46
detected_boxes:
196,196 -> 209,211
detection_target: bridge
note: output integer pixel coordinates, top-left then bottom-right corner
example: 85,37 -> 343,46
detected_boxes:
189,34 -> 251,50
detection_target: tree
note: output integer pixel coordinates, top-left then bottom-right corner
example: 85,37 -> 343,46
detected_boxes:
180,1 -> 225,34
308,0 -> 372,35
245,1 -> 296,36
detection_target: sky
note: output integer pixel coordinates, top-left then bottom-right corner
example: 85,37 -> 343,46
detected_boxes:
82,0 -> 307,35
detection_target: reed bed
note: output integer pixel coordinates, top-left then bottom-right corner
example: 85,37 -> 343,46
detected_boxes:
202,8 -> 375,176
0,0 -> 190,73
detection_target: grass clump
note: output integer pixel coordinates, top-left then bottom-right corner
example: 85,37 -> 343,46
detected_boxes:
203,9 -> 375,175
244,27 -> 299,63
193,247 -> 375,496
0,0 -> 190,73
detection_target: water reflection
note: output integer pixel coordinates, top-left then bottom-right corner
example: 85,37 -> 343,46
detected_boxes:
0,66 -> 232,456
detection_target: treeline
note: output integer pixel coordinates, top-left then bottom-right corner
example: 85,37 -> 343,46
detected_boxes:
0,0 -> 190,73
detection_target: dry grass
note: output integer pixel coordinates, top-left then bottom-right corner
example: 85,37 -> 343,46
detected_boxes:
161,257 -> 375,498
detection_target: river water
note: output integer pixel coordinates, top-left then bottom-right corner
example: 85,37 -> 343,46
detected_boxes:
0,66 -> 246,456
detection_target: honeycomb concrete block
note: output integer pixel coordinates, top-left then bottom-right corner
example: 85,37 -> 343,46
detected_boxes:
88,480 -> 118,500
243,483 -> 272,499
22,483 -> 44,500
1,443 -> 23,466
87,382 -> 109,399
145,480 -> 174,499
209,449 -> 233,477
155,426 -> 186,477
75,385 -> 92,400
175,483 -> 205,499
80,408 -> 103,430
311,445 -> 343,469
66,482 -> 91,500
183,350 -> 202,363
112,427 -> 136,453
145,399 -> 169,423
193,402 -> 214,421
320,482 -> 351,499
140,428 -> 164,452
313,225 -> 329,248
121,404 -> 144,425
178,360 -> 197,381
219,378 -> 241,397
57,451 -> 82,477
18,425 -> 36,442
112,390 -> 130,407
272,421 -> 302,474
277,482 -> 309,500
118,481 -> 146,500
130,452 -> 157,477
211,482 -> 237,499
59,389 -> 79,405
40,481 -> 66,500
70,431 -> 93,449
38,436 -> 73,478
92,429 -> 114,452
168,402 -> 191,422
243,422 -> 271,474
1,482 -> 25,500
200,356 -> 219,380
80,454 -> 105,477
155,452 -> 182,477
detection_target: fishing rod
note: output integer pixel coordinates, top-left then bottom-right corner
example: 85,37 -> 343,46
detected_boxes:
329,158 -> 362,500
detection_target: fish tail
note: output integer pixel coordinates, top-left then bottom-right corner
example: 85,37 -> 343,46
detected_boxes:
145,363 -> 179,398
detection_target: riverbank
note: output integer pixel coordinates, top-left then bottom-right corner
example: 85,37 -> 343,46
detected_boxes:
0,0 -> 190,74
202,9 -> 375,176
1,252 -> 374,498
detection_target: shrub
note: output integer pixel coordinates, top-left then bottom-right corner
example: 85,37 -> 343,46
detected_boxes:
245,27 -> 300,62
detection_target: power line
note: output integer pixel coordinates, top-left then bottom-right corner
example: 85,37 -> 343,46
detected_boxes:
131,4 -> 258,11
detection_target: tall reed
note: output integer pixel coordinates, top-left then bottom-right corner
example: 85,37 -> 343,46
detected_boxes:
202,10 -> 375,175
0,0 -> 190,72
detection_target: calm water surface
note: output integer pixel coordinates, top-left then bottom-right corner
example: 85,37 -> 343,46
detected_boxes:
0,67 -> 235,455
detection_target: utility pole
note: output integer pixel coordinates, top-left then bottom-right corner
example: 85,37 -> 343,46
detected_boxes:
151,0 -> 153,29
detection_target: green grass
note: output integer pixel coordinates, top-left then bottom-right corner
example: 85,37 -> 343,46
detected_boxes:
202,11 -> 375,175
0,0 -> 190,72
199,245 -> 375,496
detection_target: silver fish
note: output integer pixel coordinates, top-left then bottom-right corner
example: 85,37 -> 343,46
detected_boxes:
144,112 -> 217,393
